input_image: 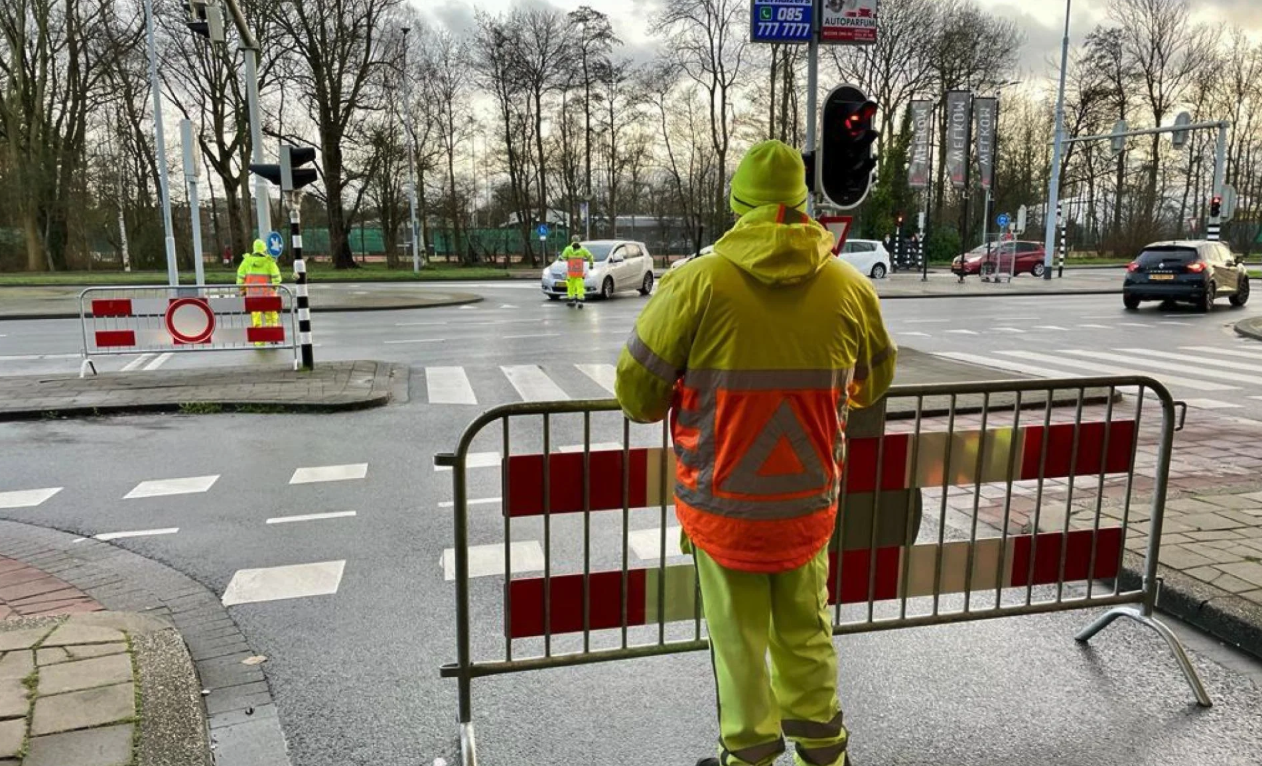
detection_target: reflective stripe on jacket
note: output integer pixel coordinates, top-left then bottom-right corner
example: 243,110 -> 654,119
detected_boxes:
615,204 -> 896,574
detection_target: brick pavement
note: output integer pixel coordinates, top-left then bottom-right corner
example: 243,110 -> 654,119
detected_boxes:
0,558 -> 102,622
0,359 -> 403,420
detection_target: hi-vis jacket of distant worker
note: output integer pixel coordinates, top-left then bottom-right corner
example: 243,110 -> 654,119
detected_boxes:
564,242 -> 594,302
614,203 -> 897,574
237,240 -> 282,330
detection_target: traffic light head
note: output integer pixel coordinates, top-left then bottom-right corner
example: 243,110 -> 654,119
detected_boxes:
820,85 -> 879,210
1210,195 -> 1222,218
250,144 -> 318,192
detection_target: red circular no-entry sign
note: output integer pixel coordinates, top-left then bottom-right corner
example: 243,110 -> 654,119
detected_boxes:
165,298 -> 216,345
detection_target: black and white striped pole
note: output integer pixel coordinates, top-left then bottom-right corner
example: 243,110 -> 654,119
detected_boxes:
1057,199 -> 1067,278
290,202 -> 314,370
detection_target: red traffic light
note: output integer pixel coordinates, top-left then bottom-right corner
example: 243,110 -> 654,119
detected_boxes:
841,102 -> 878,138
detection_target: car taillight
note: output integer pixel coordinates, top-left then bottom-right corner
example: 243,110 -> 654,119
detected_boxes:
1186,262 -> 1207,273
1126,262 -> 1139,272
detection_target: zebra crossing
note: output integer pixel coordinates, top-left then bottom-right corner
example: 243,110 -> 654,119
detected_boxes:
422,363 -> 617,405
935,343 -> 1262,406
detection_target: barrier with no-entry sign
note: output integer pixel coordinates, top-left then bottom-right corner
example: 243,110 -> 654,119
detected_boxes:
436,377 -> 1208,766
78,286 -> 299,376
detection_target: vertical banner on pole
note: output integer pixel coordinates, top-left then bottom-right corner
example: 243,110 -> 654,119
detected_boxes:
908,100 -> 933,189
973,97 -> 997,191
945,91 -> 973,191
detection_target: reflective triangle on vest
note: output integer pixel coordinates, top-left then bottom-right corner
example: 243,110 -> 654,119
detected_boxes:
720,400 -> 828,496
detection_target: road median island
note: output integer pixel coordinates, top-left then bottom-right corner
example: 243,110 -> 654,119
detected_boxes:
0,360 -> 403,421
1234,315 -> 1262,342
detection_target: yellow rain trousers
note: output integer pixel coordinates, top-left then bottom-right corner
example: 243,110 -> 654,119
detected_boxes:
694,541 -> 847,766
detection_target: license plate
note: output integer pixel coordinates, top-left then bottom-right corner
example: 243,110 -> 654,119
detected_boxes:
1149,274 -> 1174,281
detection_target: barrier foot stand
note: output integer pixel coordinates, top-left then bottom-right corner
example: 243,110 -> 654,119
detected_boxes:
460,721 -> 478,766
1075,605 -> 1213,708
79,358 -> 97,379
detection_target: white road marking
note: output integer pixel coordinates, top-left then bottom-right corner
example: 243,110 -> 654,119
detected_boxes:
945,329 -> 979,335
442,541 -> 544,581
934,352 -> 1071,380
289,464 -> 368,484
1059,349 -> 1262,386
503,333 -> 560,340
95,527 -> 179,541
125,475 -> 219,499
905,319 -> 951,324
434,452 -> 500,472
577,363 -> 617,394
120,354 -> 153,372
1077,324 -> 1110,329
1189,346 -> 1262,362
499,304 -> 518,309
558,442 -> 624,453
266,511 -> 357,525
898,331 -> 931,337
1117,323 -> 1149,328
1183,399 -> 1243,410
1036,326 -> 1069,331
1159,321 -> 1191,326
991,327 -> 1026,333
628,526 -> 685,561
221,560 -> 346,607
395,321 -> 447,327
0,487 -> 63,509
458,305 -> 477,310
384,338 -> 446,345
438,497 -> 502,509
502,365 -> 569,401
998,350 -> 1237,391
143,352 -> 173,371
426,366 -> 477,405
1121,348 -> 1262,375
0,354 -> 81,361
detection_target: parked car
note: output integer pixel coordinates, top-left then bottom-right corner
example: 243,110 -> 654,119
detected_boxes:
837,239 -> 891,279
541,240 -> 656,300
952,241 -> 1049,278
1122,240 -> 1250,312
669,245 -> 713,271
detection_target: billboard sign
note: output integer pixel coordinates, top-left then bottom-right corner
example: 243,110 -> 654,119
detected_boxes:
820,0 -> 878,45
750,0 -> 813,43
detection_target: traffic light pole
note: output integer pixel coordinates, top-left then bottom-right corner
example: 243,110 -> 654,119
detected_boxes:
1208,123 -> 1228,242
804,0 -> 821,217
219,0 -> 271,237
1043,0 -> 1071,280
143,0 -> 179,287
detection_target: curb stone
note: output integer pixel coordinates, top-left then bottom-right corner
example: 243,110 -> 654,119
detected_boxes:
1119,551 -> 1262,663
1233,316 -> 1262,342
0,520 -> 292,766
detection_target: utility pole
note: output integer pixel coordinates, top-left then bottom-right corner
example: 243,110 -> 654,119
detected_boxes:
1207,123 -> 1228,242
144,0 -> 179,287
216,0 -> 271,237
804,0 -> 821,217
402,27 -> 422,271
1043,0 -> 1072,279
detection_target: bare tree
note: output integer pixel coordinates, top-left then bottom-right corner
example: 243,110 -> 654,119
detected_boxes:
509,6 -> 569,238
422,28 -> 472,262
269,0 -> 401,269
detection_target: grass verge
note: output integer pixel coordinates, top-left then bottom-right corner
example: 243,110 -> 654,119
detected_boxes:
0,262 -> 514,286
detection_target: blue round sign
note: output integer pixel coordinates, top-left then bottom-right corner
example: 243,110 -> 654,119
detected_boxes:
997,213 -> 1011,229
537,224 -> 550,237
265,231 -> 284,258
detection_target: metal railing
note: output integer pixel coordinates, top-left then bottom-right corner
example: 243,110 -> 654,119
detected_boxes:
435,376 -> 1209,766
78,285 -> 299,376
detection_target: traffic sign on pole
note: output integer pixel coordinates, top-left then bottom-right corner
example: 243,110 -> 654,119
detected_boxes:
997,213 -> 1010,229
537,224 -> 549,238
750,0 -> 812,43
265,231 -> 284,258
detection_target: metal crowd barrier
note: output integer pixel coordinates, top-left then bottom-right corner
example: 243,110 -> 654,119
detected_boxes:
435,376 -> 1209,766
78,285 -> 299,376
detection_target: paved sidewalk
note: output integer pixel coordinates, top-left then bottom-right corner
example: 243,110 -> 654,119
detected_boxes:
0,520 -> 288,766
1,572 -> 211,765
0,359 -> 403,420
0,284 -> 480,320
873,269 -> 1122,299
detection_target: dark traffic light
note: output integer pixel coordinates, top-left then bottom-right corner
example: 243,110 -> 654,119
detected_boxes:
1210,195 -> 1222,218
250,145 -> 318,192
801,150 -> 816,193
819,85 -> 878,210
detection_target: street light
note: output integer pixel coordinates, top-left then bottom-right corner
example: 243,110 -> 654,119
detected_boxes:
143,0 -> 179,287
401,27 -> 422,272
1044,0 -> 1072,279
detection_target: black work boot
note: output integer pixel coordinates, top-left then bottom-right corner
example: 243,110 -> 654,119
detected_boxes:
695,759 -> 719,766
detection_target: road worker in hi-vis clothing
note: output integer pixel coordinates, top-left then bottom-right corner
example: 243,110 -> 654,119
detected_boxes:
563,235 -> 594,308
615,140 -> 897,766
237,239 -> 282,342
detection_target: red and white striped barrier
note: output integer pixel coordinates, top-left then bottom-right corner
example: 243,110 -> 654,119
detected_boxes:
79,286 -> 298,376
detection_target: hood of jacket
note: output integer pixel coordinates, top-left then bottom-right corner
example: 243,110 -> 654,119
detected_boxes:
713,204 -> 836,286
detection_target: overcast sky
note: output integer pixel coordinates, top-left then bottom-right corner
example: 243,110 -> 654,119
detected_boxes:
416,0 -> 1262,90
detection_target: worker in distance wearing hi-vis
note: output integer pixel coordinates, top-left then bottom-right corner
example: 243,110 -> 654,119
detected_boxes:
563,235 -> 595,308
615,140 -> 896,766
237,239 -> 282,342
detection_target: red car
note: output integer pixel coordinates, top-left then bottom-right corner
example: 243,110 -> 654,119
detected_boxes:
952,241 -> 1049,278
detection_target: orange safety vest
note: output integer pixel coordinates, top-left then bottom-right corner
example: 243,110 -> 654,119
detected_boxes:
243,273 -> 275,297
567,256 -> 587,278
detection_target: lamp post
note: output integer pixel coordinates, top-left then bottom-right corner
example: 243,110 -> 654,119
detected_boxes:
402,27 -> 422,271
143,0 -> 179,286
1043,0 -> 1072,279
981,80 -> 1019,280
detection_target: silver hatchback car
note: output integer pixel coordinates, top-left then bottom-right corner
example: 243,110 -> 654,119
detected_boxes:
541,240 -> 656,300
